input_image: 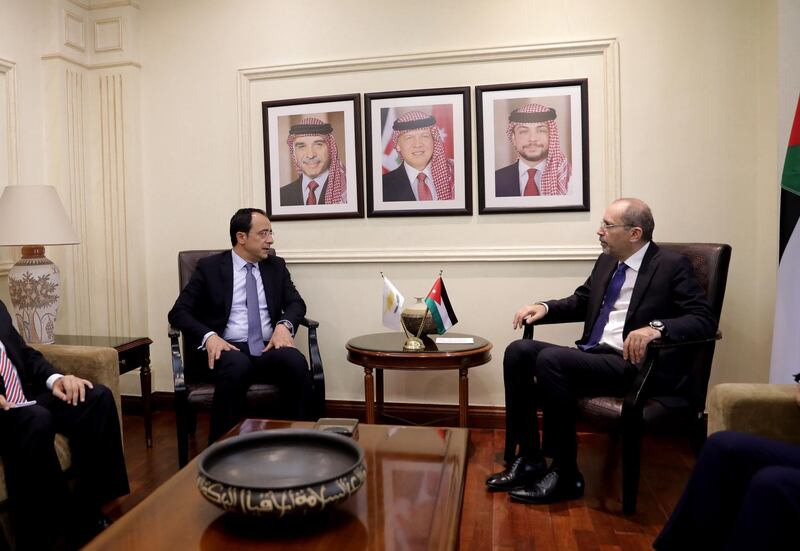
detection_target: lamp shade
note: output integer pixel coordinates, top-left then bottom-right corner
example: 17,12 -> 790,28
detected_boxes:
0,185 -> 79,246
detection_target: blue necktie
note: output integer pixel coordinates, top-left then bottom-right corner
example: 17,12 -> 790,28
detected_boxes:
580,262 -> 628,350
245,264 -> 263,356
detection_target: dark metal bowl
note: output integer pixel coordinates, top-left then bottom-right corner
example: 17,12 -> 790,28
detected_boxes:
197,428 -> 366,518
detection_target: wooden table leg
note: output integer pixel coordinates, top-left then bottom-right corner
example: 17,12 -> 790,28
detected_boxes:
376,368 -> 384,422
364,366 -> 375,424
140,353 -> 153,448
459,367 -> 468,427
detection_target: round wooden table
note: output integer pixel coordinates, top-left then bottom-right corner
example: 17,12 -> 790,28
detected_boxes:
346,332 -> 492,427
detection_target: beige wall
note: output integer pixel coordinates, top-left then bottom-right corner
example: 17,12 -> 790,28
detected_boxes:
1,0 -> 795,405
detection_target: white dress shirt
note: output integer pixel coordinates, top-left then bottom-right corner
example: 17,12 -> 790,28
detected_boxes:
600,242 -> 651,351
222,251 -> 273,344
302,169 -> 329,204
402,163 -> 436,200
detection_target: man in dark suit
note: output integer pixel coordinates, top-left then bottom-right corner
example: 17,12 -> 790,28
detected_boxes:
494,103 -> 571,197
280,118 -> 347,206
168,208 -> 313,443
0,300 -> 128,549
486,198 -> 716,504
382,111 -> 454,202
655,428 -> 800,550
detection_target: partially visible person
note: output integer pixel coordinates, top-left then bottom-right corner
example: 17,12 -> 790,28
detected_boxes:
281,117 -> 347,206
654,383 -> 800,550
0,300 -> 129,549
382,110 -> 454,202
495,103 -> 571,197
168,208 -> 314,443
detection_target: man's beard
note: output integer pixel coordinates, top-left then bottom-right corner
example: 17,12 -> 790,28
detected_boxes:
518,147 -> 549,164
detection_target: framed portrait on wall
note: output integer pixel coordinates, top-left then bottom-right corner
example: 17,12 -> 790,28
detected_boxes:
476,79 -> 589,214
262,94 -> 363,220
364,87 -> 471,217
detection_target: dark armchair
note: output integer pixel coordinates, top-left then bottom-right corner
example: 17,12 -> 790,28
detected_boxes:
168,249 -> 325,468
523,242 -> 731,514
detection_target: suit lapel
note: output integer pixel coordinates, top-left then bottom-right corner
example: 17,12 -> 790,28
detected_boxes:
220,252 -> 234,319
258,256 -> 277,325
587,257 -> 618,328
626,242 -> 659,322
319,176 -> 329,205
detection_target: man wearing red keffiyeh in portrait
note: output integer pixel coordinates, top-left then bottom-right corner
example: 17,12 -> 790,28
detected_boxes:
281,117 -> 347,206
495,103 -> 571,197
382,110 -> 455,202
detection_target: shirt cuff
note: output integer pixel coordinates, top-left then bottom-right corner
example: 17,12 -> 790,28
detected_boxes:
277,320 -> 294,337
46,373 -> 63,390
537,302 -> 550,315
199,331 -> 216,350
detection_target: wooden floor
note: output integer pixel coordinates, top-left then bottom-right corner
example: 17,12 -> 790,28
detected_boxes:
104,412 -> 695,550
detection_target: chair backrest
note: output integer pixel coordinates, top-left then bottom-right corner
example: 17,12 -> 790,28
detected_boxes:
657,242 -> 732,410
177,248 -> 276,291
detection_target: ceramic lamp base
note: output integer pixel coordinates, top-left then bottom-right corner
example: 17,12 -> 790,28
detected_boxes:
7,245 -> 61,344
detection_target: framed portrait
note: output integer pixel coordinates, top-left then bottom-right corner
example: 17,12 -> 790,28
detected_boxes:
364,87 -> 471,217
476,79 -> 589,214
262,94 -> 363,220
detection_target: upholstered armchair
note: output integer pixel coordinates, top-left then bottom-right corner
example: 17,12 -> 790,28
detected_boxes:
707,383 -> 800,446
0,344 -> 121,549
523,242 -> 732,514
168,249 -> 326,468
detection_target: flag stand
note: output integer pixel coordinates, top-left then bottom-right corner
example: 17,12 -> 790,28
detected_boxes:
401,308 -> 429,351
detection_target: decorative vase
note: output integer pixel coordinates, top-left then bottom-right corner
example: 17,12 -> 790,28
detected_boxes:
7,246 -> 61,344
401,297 -> 437,336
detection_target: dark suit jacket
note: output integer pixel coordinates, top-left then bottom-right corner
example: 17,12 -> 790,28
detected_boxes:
495,161 -> 523,197
280,176 -> 329,206
0,301 -> 57,399
543,243 -> 716,388
167,250 -> 306,381
382,164 -> 416,201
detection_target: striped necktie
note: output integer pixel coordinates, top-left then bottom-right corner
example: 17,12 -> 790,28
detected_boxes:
0,346 -> 27,404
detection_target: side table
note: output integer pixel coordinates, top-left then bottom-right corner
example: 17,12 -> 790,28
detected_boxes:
346,332 -> 492,427
55,335 -> 154,447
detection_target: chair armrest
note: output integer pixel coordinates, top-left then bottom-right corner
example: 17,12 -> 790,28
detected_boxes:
168,323 -> 186,392
300,317 -> 325,417
707,383 -> 800,445
31,343 -> 122,428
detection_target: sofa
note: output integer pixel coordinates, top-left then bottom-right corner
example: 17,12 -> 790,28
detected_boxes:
0,344 -> 121,548
707,383 -> 800,445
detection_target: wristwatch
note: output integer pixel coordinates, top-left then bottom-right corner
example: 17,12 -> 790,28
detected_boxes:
649,320 -> 665,334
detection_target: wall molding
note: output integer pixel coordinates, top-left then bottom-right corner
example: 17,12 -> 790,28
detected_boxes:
94,17 -> 124,53
67,0 -> 140,10
279,244 -> 601,264
238,38 -> 622,210
41,53 -> 141,70
64,10 -> 87,52
0,58 -> 19,276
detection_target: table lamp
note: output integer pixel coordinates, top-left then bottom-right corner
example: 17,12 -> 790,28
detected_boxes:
0,185 -> 79,343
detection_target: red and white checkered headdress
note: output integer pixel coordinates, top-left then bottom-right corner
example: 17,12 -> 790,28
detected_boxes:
287,118 -> 346,204
506,104 -> 571,195
390,111 -> 454,200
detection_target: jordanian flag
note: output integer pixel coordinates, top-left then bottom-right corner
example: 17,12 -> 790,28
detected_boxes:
425,277 -> 458,334
770,95 -> 800,383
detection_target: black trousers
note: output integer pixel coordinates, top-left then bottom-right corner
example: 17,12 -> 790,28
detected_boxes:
502,339 -> 635,468
209,341 -> 313,443
0,384 -> 129,550
655,430 -> 800,551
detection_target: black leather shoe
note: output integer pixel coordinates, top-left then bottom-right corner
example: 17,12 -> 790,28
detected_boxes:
508,468 -> 585,504
486,456 -> 547,492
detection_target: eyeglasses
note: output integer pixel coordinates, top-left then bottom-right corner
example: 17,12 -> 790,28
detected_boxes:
254,229 -> 274,238
598,223 -> 634,231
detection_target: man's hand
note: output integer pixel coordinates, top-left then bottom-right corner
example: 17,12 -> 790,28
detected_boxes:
0,394 -> 9,411
52,375 -> 94,406
206,334 -> 238,369
264,323 -> 294,352
512,303 -> 547,330
623,327 -> 662,365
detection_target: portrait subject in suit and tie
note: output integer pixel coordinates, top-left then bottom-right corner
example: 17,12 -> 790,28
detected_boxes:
280,118 -> 347,206
486,198 -> 716,505
168,208 -> 314,443
495,103 -> 572,198
382,111 -> 455,202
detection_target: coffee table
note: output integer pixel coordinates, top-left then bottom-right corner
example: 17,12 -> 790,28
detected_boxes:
85,419 -> 469,550
346,332 -> 492,426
